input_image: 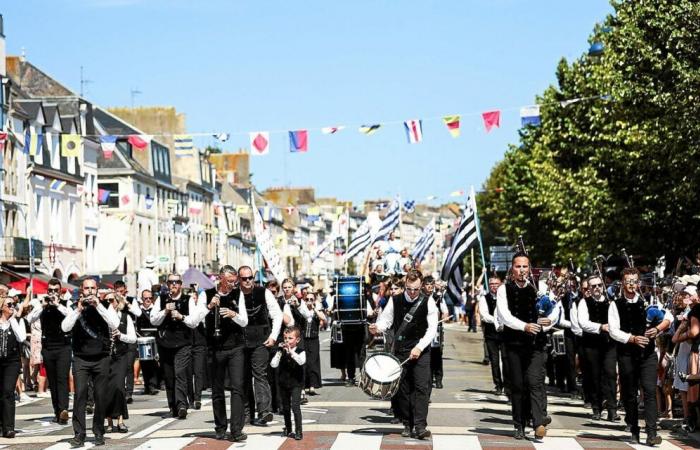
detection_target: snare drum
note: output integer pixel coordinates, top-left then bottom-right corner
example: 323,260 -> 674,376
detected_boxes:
359,352 -> 402,400
137,336 -> 158,360
551,330 -> 566,356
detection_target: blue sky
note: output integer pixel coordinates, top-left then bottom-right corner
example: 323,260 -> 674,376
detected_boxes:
4,0 -> 613,204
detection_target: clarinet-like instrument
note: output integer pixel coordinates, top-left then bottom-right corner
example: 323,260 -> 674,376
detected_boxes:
213,293 -> 221,338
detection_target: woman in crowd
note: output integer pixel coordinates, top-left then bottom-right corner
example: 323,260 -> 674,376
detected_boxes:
0,295 -> 27,438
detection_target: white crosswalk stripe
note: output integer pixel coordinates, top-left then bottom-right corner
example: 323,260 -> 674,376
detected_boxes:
432,434 -> 480,449
627,441 -> 684,450
133,437 -> 195,450
532,437 -> 584,450
330,432 -> 383,450
44,443 -> 94,450
227,435 -> 287,449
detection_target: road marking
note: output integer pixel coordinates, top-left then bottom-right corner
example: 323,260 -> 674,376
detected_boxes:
134,437 -> 196,449
433,435 -> 479,450
130,418 -> 176,439
227,434 -> 286,449
628,441 -> 684,450
45,443 -> 95,450
532,437 -> 584,450
330,432 -> 382,450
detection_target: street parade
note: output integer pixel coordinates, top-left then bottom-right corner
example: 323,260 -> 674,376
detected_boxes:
0,1 -> 699,449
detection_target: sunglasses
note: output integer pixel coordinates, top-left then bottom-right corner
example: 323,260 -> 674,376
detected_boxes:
240,276 -> 254,282
47,288 -> 61,293
623,280 -> 640,286
142,297 -> 153,300
589,283 -> 603,288
167,280 -> 183,285
305,297 -> 315,301
105,297 -> 116,302
4,302 -> 15,308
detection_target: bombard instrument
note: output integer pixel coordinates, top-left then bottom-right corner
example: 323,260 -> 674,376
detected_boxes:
213,293 -> 222,338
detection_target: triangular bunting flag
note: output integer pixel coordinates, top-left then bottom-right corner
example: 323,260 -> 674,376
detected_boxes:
0,132 -> 7,152
403,119 -> 423,144
359,124 -> 381,135
128,134 -> 151,150
214,133 -> 230,142
442,115 -> 461,138
321,126 -> 345,134
520,105 -> 541,127
482,110 -> 501,133
100,135 -> 117,159
249,131 -> 270,156
289,130 -> 308,153
61,134 -> 81,158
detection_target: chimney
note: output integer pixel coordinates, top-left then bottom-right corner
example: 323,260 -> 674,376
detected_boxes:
0,15 -> 5,76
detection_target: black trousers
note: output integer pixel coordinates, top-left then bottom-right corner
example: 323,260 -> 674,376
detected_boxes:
72,355 -> 110,438
210,346 -> 246,435
394,347 -> 431,430
41,345 -> 72,416
618,349 -> 657,434
563,334 -> 577,393
0,358 -> 20,434
188,343 -> 207,403
245,345 -> 272,417
280,385 -> 303,433
430,345 -> 443,382
582,343 -> 617,412
504,344 -> 547,428
485,338 -> 504,389
304,338 -> 322,389
141,359 -> 159,393
160,345 -> 192,413
342,325 -> 364,380
125,344 -> 137,397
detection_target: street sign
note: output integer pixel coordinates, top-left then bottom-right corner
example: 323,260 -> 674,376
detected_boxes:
489,245 -> 515,272
158,255 -> 170,263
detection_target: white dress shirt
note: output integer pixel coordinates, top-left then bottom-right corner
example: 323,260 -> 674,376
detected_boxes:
116,312 -> 137,344
61,303 -> 120,333
270,347 -> 306,367
578,295 -> 607,334
149,294 -> 207,329
126,297 -> 142,318
0,317 -> 27,342
27,298 -> 71,324
197,290 -> 249,327
570,300 -> 583,336
495,283 -> 559,333
375,293 -> 438,351
608,293 -> 673,344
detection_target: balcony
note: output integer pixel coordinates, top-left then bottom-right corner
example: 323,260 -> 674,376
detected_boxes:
0,237 -> 44,263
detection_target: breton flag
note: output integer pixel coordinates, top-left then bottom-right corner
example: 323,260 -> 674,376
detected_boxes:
441,190 -> 480,303
412,219 -> 435,263
174,135 -> 195,157
371,198 -> 400,245
442,115 -> 461,138
321,126 -> 345,134
345,218 -> 373,261
359,124 -> 381,135
520,105 -> 541,127
249,131 -> 270,156
403,200 -> 416,213
404,119 -> 423,144
100,135 -> 117,159
289,130 -> 308,153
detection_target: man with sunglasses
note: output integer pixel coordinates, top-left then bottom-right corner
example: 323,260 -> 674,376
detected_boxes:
26,278 -> 72,425
370,270 -> 438,440
577,275 -> 618,422
135,289 -> 159,395
608,267 -> 672,446
237,266 -> 283,426
61,278 -> 120,448
149,273 -> 206,420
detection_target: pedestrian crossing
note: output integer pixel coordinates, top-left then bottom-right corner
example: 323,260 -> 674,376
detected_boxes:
0,432 -> 695,450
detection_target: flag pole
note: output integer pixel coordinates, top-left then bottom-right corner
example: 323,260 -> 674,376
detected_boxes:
471,186 -> 489,292
471,248 -> 475,299
344,207 -> 350,275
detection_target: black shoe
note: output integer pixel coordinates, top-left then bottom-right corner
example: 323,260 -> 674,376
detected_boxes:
177,407 -> 187,419
193,401 -> 201,410
126,396 -> 133,404
629,431 -> 640,444
583,402 -> 591,409
390,417 -> 402,424
301,396 -> 309,405
3,430 -> 15,438
150,389 -> 159,395
514,426 -> 525,440
251,418 -> 268,426
281,427 -> 291,437
435,380 -> 443,389
86,404 -> 94,414
607,409 -> 620,422
69,437 -> 85,448
401,426 -> 412,438
495,386 -> 504,395
215,430 -> 227,440
646,435 -> 662,446
414,428 -> 431,440
543,415 -> 552,426
294,430 -> 303,440
261,411 -> 274,423
230,432 -> 247,442
592,410 -> 602,421
345,378 -> 356,387
94,435 -> 105,446
482,359 -> 489,365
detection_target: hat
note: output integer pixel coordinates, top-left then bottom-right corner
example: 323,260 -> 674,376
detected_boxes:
7,288 -> 21,297
143,256 -> 157,268
684,285 -> 698,297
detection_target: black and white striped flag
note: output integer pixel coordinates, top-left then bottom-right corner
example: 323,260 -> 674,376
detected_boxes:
440,192 -> 480,303
371,198 -> 400,245
345,218 -> 372,261
412,219 -> 435,263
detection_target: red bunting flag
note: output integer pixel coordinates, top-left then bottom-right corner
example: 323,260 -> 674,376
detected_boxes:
249,131 -> 270,156
482,111 -> 501,133
289,130 -> 308,153
0,132 -> 7,151
128,135 -> 150,150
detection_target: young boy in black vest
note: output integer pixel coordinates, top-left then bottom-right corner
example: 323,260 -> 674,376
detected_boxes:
271,326 -> 306,440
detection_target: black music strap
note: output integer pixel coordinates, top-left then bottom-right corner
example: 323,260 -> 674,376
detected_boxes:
392,294 -> 426,352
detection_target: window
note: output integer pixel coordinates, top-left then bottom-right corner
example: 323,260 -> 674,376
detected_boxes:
98,182 -> 120,208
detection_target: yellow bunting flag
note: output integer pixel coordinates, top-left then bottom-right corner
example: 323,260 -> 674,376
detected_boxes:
61,134 -> 82,158
442,115 -> 461,138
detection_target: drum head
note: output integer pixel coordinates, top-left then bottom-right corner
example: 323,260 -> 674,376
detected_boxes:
364,353 -> 401,383
137,337 -> 155,344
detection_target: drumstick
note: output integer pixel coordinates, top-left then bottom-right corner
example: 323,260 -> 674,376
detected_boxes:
387,317 -> 453,376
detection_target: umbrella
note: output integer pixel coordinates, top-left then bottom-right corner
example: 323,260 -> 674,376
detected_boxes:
182,267 -> 216,290
8,278 -> 49,295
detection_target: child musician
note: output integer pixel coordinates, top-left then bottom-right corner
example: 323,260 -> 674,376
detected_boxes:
271,326 -> 306,440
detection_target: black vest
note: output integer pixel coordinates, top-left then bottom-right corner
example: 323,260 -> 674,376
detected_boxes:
0,323 -> 20,361
40,301 -> 72,348
582,297 -> 611,347
502,281 -> 546,347
277,347 -> 305,388
244,287 -> 271,348
561,293 -> 575,338
615,296 -> 655,356
72,305 -> 111,358
112,311 -> 129,357
391,294 -> 429,352
483,293 -> 499,339
157,294 -> 192,349
204,288 -> 244,349
289,303 -> 305,337
303,311 -> 321,339
275,298 -> 287,343
136,306 -> 157,337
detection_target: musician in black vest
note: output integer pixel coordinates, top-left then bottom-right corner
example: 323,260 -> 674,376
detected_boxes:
149,273 -> 206,420
61,278 -> 120,448
135,290 -> 159,395
555,277 -> 578,395
26,278 -> 72,424
424,276 -> 449,389
202,265 -> 249,442
301,292 -> 326,394
478,276 -> 506,395
238,266 -> 283,426
0,296 -> 27,438
496,253 -> 558,440
113,280 -> 141,404
577,275 -> 618,422
608,267 -> 671,446
188,284 -> 208,411
370,270 -> 438,440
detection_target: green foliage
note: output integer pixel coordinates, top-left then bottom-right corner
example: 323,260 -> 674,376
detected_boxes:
480,0 -> 700,267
